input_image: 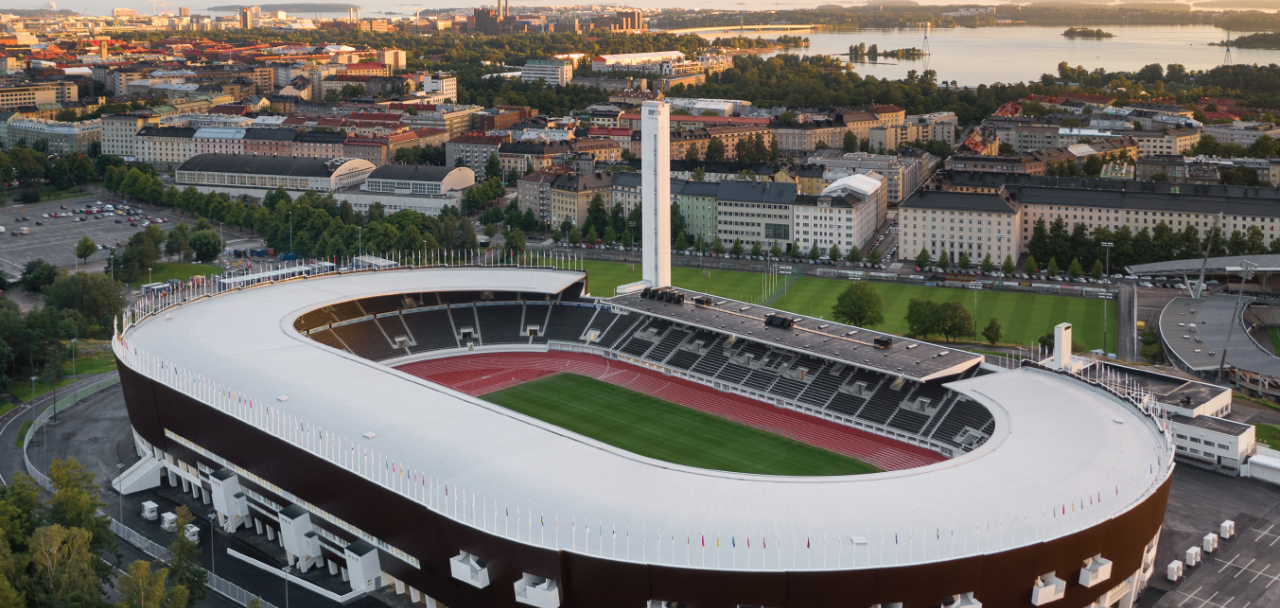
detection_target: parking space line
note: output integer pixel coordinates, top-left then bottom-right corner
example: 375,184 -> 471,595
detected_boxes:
1236,559 -> 1257,578
1198,591 -> 1219,608
1250,563 -> 1270,583
1257,525 -> 1275,542
1181,587 -> 1204,606
1221,555 -> 1241,573
1220,596 -> 1233,608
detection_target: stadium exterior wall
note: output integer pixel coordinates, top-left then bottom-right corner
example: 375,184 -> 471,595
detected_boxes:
117,356 -> 1172,608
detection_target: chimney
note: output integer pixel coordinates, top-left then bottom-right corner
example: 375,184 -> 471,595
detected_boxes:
1052,322 -> 1072,370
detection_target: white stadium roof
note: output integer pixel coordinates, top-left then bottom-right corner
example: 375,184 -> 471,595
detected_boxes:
119,268 -> 1171,570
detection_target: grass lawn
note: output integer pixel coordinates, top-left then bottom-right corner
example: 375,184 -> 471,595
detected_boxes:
574,260 -> 1116,352
1255,423 -> 1280,450
67,349 -> 117,376
483,374 -> 879,476
127,262 -> 222,289
9,376 -> 78,402
13,421 -> 31,448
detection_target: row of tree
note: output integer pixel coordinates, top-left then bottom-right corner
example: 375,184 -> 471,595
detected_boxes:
829,281 -> 1005,345
1025,216 -> 1280,274
0,458 -> 214,607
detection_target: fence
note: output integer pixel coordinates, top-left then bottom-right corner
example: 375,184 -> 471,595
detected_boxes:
20,374 -> 279,608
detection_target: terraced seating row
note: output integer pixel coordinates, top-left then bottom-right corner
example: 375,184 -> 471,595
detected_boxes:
476,304 -> 527,345
330,320 -> 402,362
545,305 -> 597,342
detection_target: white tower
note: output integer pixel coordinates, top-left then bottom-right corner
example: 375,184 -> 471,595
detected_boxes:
641,100 -> 671,289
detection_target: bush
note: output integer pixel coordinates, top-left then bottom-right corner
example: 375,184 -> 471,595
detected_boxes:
20,186 -> 39,203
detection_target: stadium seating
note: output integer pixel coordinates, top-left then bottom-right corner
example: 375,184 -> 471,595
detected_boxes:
402,310 -> 459,353
476,304 -> 527,345
296,288 -> 995,457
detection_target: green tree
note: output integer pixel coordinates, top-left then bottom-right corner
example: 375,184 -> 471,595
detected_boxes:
1024,254 -> 1038,275
19,259 -> 59,293
846,246 -> 862,263
958,252 -> 971,271
603,225 -> 617,245
29,524 -> 99,606
939,301 -> 974,342
711,235 -> 725,254
504,228 -> 526,253
980,253 -> 994,274
982,317 -> 1003,345
731,238 -> 744,257
751,241 -> 763,257
43,273 -> 125,337
585,225 -> 599,244
684,143 -> 700,164
831,281 -> 884,327
46,458 -> 117,588
936,248 -> 949,268
188,229 -> 223,263
1002,254 -> 1016,275
674,232 -> 688,250
704,138 -> 726,163
165,224 -> 191,261
568,226 -> 581,245
867,249 -> 882,266
1091,259 -> 1104,280
808,242 -> 820,261
842,131 -> 858,153
167,506 -> 206,602
905,298 -> 939,339
118,559 -> 189,608
914,247 -> 931,269
73,236 -> 96,266
828,243 -> 841,261
1066,258 -> 1083,279
621,229 -> 633,248
1047,257 -> 1060,276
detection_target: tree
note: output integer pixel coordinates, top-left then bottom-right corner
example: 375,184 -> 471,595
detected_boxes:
167,506 -> 206,602
585,225 -> 599,245
1067,258 -> 1083,279
842,131 -> 858,153
828,243 -> 841,261
118,559 -> 189,608
831,281 -> 884,327
188,230 -> 223,263
73,236 -> 96,266
979,253 -> 994,274
454,156 -> 467,168
568,226 -> 581,245
684,143 -> 700,164
1091,259 -> 1104,280
505,168 -> 520,186
674,232 -> 688,250
867,249 -> 882,266
915,247 -> 931,269
846,247 -> 862,263
621,230 -> 633,248
939,301 -> 974,342
704,138 -> 726,163
905,298 -> 940,338
983,317 -> 1003,345
603,225 -> 617,245
165,225 -> 190,262
771,243 -> 783,258
712,235 -> 725,254
504,228 -> 526,253
1024,254 -> 1038,275
751,241 -> 763,257
958,252 -> 971,271
47,457 -> 117,588
19,259 -> 59,293
29,524 -> 99,606
808,242 -> 820,261
1047,257 -> 1060,276
1002,254 -> 1015,275
43,273 -> 125,337
936,248 -> 949,268
731,238 -> 744,257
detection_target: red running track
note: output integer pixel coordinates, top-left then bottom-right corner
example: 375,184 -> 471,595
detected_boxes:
395,352 -> 945,472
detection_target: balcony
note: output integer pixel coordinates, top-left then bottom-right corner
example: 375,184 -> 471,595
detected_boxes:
448,551 -> 489,589
1031,573 -> 1066,606
514,573 -> 560,608
1079,554 -> 1113,588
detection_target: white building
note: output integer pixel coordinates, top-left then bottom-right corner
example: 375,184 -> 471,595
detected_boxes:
175,155 -> 375,195
796,172 -> 888,254
6,117 -> 100,154
592,51 -> 686,74
521,59 -> 573,87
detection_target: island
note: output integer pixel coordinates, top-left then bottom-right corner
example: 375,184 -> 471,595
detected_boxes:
1063,27 -> 1115,39
206,3 -> 361,12
1214,32 -> 1280,49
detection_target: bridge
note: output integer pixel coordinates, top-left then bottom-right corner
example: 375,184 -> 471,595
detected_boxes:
658,24 -> 822,34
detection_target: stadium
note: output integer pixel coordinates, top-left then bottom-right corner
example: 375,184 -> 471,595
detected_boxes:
112,102 -> 1174,608
112,259 -> 1174,608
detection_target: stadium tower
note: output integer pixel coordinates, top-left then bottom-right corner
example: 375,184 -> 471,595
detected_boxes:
641,100 -> 671,288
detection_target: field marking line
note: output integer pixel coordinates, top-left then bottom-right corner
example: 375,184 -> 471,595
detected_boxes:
1236,559 -> 1257,578
1181,586 -> 1204,606
1257,525 -> 1274,542
1250,563 -> 1270,583
1220,555 -> 1241,574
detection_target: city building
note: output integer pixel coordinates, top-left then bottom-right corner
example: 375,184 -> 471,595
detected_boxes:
376,48 -> 407,70
445,132 -> 506,178
1203,121 -> 1280,146
520,59 -> 573,87
771,119 -> 845,155
136,126 -> 195,169
6,117 -> 100,154
715,181 -> 798,248
0,82 -> 78,110
591,51 -> 686,73
175,154 -> 375,195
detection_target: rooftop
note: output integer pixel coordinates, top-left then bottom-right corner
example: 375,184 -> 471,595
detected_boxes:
176,153 -> 369,178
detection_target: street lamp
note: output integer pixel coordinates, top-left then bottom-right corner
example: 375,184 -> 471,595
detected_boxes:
282,565 -> 291,608
70,338 -> 76,378
1218,260 -> 1257,381
1101,242 -> 1114,353
148,267 -> 152,285
1100,242 -> 1114,277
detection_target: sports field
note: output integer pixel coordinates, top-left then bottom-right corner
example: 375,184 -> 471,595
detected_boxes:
575,260 -> 1116,352
482,373 -> 881,476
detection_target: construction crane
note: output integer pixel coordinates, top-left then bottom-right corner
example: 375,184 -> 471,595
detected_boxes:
149,0 -> 157,15
158,1 -> 172,16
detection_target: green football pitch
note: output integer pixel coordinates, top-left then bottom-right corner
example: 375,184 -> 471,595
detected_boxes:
482,374 -> 881,476
570,260 -> 1116,352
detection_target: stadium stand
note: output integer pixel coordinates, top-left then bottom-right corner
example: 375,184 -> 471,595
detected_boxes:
296,290 -> 995,456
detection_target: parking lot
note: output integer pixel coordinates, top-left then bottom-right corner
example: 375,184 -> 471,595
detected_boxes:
0,194 -> 177,278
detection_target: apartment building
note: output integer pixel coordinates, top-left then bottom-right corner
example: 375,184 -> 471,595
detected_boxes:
945,154 -> 1048,176
868,111 -> 958,151
136,126 -> 195,168
675,180 -> 719,240
498,140 -> 573,176
771,119 -> 845,154
402,104 -> 483,138
5,117 -> 100,155
192,127 -> 246,155
806,150 -> 934,204
716,181 -> 798,247
1203,121 -> 1280,146
343,138 -> 389,166
546,171 -> 613,228
242,127 -> 296,157
521,59 -> 573,87
446,133 -> 507,178
897,189 -> 1023,266
793,172 -> 888,254
101,113 -> 160,158
376,49 -> 407,70
0,82 -> 78,110
1128,128 -> 1201,156
293,131 -> 349,159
